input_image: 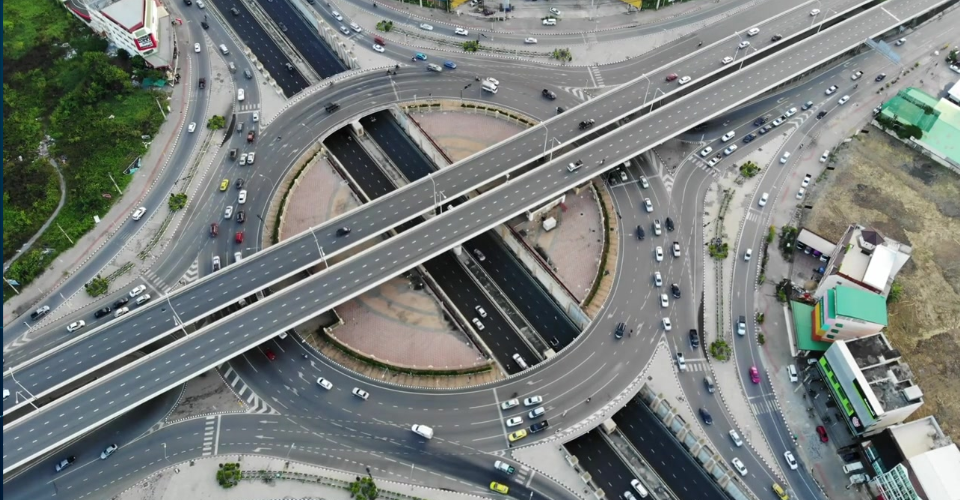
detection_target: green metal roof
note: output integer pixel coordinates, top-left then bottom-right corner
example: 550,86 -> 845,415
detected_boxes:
833,285 -> 888,326
792,301 -> 832,352
878,88 -> 960,164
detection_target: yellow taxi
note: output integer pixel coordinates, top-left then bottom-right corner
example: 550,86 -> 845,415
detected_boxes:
489,482 -> 509,494
219,178 -> 230,191
772,482 -> 789,500
508,429 -> 527,442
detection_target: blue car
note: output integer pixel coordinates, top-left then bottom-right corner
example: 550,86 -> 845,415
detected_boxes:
444,61 -> 457,69
413,53 -> 427,61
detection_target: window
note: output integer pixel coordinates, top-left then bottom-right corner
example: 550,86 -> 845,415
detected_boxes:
831,329 -> 839,334
835,323 -> 843,328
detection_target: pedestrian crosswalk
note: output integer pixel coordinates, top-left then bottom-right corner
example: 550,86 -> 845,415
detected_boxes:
141,268 -> 170,294
236,103 -> 259,112
201,415 -> 220,456
745,210 -> 766,224
679,359 -> 710,373
220,364 -> 279,415
750,397 -> 780,416
589,65 -> 605,87
145,259 -> 199,294
509,464 -> 534,486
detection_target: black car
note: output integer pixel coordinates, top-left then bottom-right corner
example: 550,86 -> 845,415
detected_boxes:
556,106 -> 565,114
840,452 -> 859,462
875,73 -> 886,82
236,211 -> 245,223
325,103 -> 340,113
817,110 -> 828,119
530,420 -> 549,433
699,408 -> 713,425
758,124 -> 771,135
636,226 -> 645,240
336,227 -> 351,236
230,7 -> 240,15
614,322 -> 625,339
541,89 -> 557,100
752,117 -> 766,126
235,178 -> 244,189
113,297 -> 129,308
742,133 -> 756,144
671,284 -> 681,299
689,329 -> 699,349
279,23 -> 288,32
771,34 -> 783,42
201,20 -> 209,29
665,217 -> 674,231
94,306 -> 112,319
183,0 -> 192,4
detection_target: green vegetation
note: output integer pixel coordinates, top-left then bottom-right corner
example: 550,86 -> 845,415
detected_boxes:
757,333 -> 765,345
779,225 -> 799,255
584,183 -> 612,308
462,40 -> 480,52
756,312 -> 765,324
551,48 -> 573,62
708,241 -> 729,260
739,161 -> 760,178
887,280 -> 904,304
710,339 -> 731,361
350,476 -> 380,500
84,275 -> 109,297
207,115 -> 226,130
375,20 -> 394,32
875,113 -> 923,141
766,225 -> 776,244
775,278 -> 791,303
948,49 -> 958,64
168,193 -> 188,212
3,0 -> 165,302
216,463 -> 241,488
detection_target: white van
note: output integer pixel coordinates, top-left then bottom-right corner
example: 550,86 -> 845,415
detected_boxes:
219,44 -> 229,55
411,424 -> 434,439
630,479 -> 649,498
349,22 -> 362,33
843,462 -> 864,474
196,0 -> 205,8
481,80 -> 498,93
512,353 -> 528,370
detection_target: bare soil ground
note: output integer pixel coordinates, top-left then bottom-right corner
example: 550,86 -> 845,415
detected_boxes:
165,370 -> 245,422
802,132 -> 960,439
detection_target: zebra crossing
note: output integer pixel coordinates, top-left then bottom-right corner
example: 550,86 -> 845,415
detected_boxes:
220,364 -> 279,415
745,210 -> 766,224
750,397 -> 780,416
237,103 -> 259,112
508,464 -> 535,486
201,415 -> 221,456
679,359 -> 710,373
589,65 -> 605,87
142,259 -> 199,294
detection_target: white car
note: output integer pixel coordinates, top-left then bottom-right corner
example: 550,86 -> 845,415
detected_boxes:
784,451 -> 798,470
672,242 -> 681,258
475,305 -> 487,318
549,7 -> 562,15
838,95 -> 850,105
339,25 -> 351,35
784,107 -> 797,117
238,189 -> 247,204
700,146 -> 713,157
810,8 -> 821,15
352,387 -> 370,400
721,56 -> 734,65
455,27 -> 469,36
731,458 -> 748,476
237,88 -> 245,101
707,157 -> 720,168
524,37 -> 538,44
247,152 -> 256,164
542,18 -> 557,26
485,78 -> 500,87
528,407 -> 545,419
820,150 -> 830,163
851,70 -> 863,80
802,174 -> 812,187
100,443 -> 119,460
653,219 -> 662,235
655,246 -> 664,262
654,272 -> 663,287
188,122 -> 196,133
194,43 -> 201,53
738,40 -> 750,49
114,307 -> 130,318
723,145 -> 738,156
523,395 -> 543,407
772,117 -> 785,127
472,317 -> 485,331
747,27 -> 760,36
419,23 -> 434,31
332,10 -> 343,21
677,76 -> 692,85
796,188 -> 806,199
894,37 -> 906,46
662,317 -> 672,331
129,285 -> 147,298
316,377 -> 333,390
729,429 -> 744,446
132,207 -> 147,221
639,176 -> 649,188
506,416 -> 524,427
949,64 -> 960,74
67,320 -> 86,333
239,153 -> 248,166
744,248 -> 753,261
501,398 -> 519,410
644,198 -> 653,213
660,294 -> 669,308
224,206 -> 234,219
787,364 -> 799,382
252,111 -> 259,122
758,192 -> 769,206
780,152 -> 791,164
372,44 -> 385,53
825,85 -> 838,95
136,293 -> 151,305
676,352 -> 686,370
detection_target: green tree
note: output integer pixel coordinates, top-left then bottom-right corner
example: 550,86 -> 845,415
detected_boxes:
887,280 -> 904,303
739,161 -> 760,178
376,20 -> 394,32
710,339 -> 731,361
551,48 -> 573,62
168,192 -> 187,211
766,225 -> 776,244
708,241 -> 728,260
207,115 -> 226,130
462,40 -> 480,52
85,275 -> 109,297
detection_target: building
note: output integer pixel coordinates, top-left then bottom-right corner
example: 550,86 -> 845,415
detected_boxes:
815,333 -> 923,437
875,87 -> 960,172
61,0 -> 173,68
814,224 -> 912,300
812,285 -> 888,342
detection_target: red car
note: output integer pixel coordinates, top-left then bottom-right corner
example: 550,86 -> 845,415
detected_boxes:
749,366 -> 760,384
665,73 -> 678,82
210,223 -> 219,237
235,231 -> 244,244
817,425 -> 829,442
265,349 -> 276,361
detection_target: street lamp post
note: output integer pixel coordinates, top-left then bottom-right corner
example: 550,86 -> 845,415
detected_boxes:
460,83 -> 472,104
8,368 -> 39,410
162,443 -> 169,462
549,137 -> 562,162
286,442 -> 295,460
640,73 -> 651,106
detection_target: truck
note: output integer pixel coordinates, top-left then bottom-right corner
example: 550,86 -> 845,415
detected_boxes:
198,77 -> 206,89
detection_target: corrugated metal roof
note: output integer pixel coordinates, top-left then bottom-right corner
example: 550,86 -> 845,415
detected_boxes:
834,286 -> 888,326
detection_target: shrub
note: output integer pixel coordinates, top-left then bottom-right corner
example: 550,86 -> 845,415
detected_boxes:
168,193 -> 188,211
887,280 -> 903,303
462,40 -> 480,52
710,339 -> 731,361
756,312 -> 765,324
766,225 -> 776,244
217,463 -> 241,488
757,333 -> 765,345
207,115 -> 226,130
376,20 -> 394,32
551,48 -> 573,62
85,275 -> 109,297
739,161 -> 760,178
708,241 -> 729,260
351,476 -> 380,500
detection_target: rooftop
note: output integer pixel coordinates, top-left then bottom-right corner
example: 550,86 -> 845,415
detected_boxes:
888,416 -> 951,459
879,87 -> 960,165
792,301 -> 832,352
97,0 -> 145,31
845,334 -> 921,412
833,285 -> 888,326
831,225 -> 912,295
909,444 -> 960,500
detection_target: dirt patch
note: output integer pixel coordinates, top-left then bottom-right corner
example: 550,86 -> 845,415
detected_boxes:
165,370 -> 243,422
802,132 -> 960,439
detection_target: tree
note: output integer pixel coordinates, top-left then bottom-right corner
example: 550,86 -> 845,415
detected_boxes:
168,192 -> 187,211
350,476 -> 379,500
462,40 -> 480,52
710,339 -> 731,361
376,20 -> 394,32
708,241 -> 728,260
739,161 -> 760,178
551,48 -> 573,62
887,280 -> 904,303
85,275 -> 109,297
207,115 -> 226,130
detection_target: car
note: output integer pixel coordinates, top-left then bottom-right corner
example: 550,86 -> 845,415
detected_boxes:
529,420 -> 549,433
753,116 -> 767,126
222,206 -> 234,220
689,329 -> 699,348
316,377 -> 333,390
817,425 -> 829,442
55,456 -> 76,472
721,56 -> 734,65
490,482 -> 509,494
644,198 -> 653,213
723,144 -> 738,156
471,317 -> 484,331
747,27 -> 760,36
528,406 -> 545,419
252,111 -> 259,122
729,429 -> 743,446
135,293 -> 151,306
247,152 -> 255,164
796,188 -> 806,199
749,366 -> 761,384
508,429 -> 528,442
547,7 -> 563,16
655,246 -> 664,262
731,457 -> 748,476
660,294 -> 669,308
212,255 -> 221,271
238,189 -> 247,204
235,231 -> 244,244
707,155 -> 721,167
506,416 -> 524,427
234,178 -> 244,189
524,395 -> 543,407
802,100 -> 814,110
825,84 -> 838,95
443,61 -> 457,69
722,129 -> 737,141
263,348 -> 276,361
772,117 -> 784,127
94,306 -> 112,318
542,18 -> 557,26
419,23 -> 433,31
187,121 -> 197,133
671,283 -> 681,299
132,206 -> 147,221
851,70 -> 863,80
129,285 -> 146,298
742,133 -> 756,144
662,317 -> 672,331
665,217 -> 674,231
524,37 -> 538,44
810,8 -> 821,15
474,305 -> 487,318
784,107 -> 798,118
352,387 -> 370,400
101,443 -> 119,460
699,408 -> 713,425
114,306 -> 130,318
219,178 -> 229,191
744,248 -> 753,261
372,43 -> 384,53
678,76 -> 692,85
113,297 -> 129,308
636,226 -> 645,240
771,34 -> 783,42
501,398 -> 519,410
950,64 -> 960,74
802,174 -> 812,188
337,227 -> 352,237
672,241 -> 681,257
454,27 -> 469,36
541,89 -> 557,100
339,25 -> 351,35
738,40 -> 750,49
737,316 -> 747,335
838,95 -> 850,105
278,22 -> 288,32
494,460 -> 515,474
653,219 -> 662,235
325,102 -> 341,113
239,153 -> 247,166
782,450 -> 798,470
758,192 -> 769,206
472,249 -> 485,261
773,482 -> 789,500
894,37 -> 906,46
759,124 -> 773,134
484,77 -> 500,87
840,452 -> 859,463
332,10 -> 343,20
676,352 -> 686,371
787,364 -> 799,382
665,73 -> 678,82
654,272 -> 663,287
414,52 -> 427,61
699,146 -> 713,157
201,20 -> 209,29
875,73 -> 887,82
66,320 -> 86,332
614,322 -> 625,339
619,170 -> 628,182
640,176 -> 650,189
194,42 -> 201,53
